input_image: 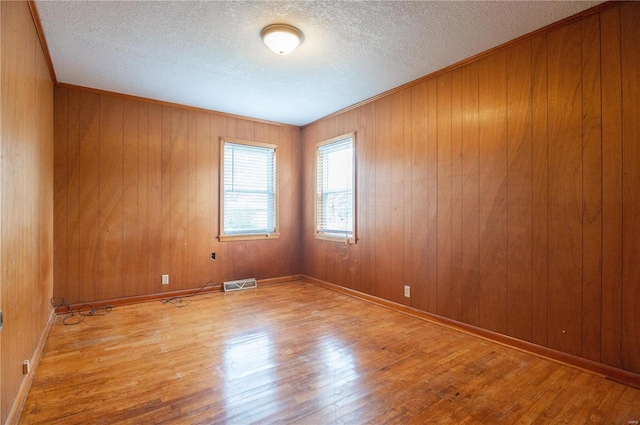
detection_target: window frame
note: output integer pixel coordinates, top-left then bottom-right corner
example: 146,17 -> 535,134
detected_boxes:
314,131 -> 357,244
219,137 -> 280,242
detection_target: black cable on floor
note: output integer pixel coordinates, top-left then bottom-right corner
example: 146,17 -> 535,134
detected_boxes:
50,297 -> 113,325
161,280 -> 220,308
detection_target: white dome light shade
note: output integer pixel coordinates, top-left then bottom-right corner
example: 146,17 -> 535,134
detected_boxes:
261,24 -> 303,55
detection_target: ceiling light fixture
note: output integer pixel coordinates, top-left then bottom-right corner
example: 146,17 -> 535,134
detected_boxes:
261,24 -> 303,55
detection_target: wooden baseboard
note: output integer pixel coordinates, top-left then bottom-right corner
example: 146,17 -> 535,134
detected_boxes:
55,275 -> 303,313
300,275 -> 640,390
255,275 -> 302,287
5,308 -> 56,425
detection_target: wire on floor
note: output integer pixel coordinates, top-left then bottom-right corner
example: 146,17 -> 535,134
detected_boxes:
50,297 -> 114,325
161,280 -> 220,308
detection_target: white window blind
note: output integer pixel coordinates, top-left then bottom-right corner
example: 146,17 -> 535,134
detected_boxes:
316,135 -> 354,240
223,141 -> 276,235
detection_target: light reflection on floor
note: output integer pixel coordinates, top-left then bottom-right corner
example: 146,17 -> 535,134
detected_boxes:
316,335 -> 359,412
219,328 -> 361,422
222,329 -> 277,418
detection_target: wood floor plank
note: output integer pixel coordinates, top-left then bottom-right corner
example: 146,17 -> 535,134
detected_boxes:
19,281 -> 640,424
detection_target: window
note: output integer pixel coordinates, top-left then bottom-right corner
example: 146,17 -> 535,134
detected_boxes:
315,132 -> 356,243
219,138 -> 278,241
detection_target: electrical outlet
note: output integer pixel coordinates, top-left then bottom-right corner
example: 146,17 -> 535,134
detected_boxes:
404,285 -> 410,298
23,360 -> 30,375
162,274 -> 169,285
210,252 -> 216,261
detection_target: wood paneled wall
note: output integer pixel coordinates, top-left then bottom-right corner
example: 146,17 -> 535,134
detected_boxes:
53,87 -> 302,304
1,1 -> 54,422
301,2 -> 640,375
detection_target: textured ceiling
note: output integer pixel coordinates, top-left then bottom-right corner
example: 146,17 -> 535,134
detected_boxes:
36,1 -> 602,126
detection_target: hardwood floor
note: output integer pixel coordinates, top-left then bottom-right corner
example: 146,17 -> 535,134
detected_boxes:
19,281 -> 640,424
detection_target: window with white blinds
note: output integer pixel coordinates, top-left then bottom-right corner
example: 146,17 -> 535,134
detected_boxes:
220,139 -> 277,240
315,133 -> 356,243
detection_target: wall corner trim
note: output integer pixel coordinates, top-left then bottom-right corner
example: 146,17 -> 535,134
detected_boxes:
27,0 -> 57,84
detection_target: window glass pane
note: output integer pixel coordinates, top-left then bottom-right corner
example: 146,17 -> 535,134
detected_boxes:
316,135 -> 354,239
325,148 -> 352,192
223,141 -> 276,235
323,192 -> 353,233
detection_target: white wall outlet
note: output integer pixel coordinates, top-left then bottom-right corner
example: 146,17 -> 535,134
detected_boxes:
162,274 -> 169,285
404,285 -> 410,298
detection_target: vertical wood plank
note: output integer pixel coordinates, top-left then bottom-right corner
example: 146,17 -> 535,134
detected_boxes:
361,102 -> 377,296
477,51 -> 508,334
411,82 -> 429,311
461,62 -> 479,327
426,78 -> 438,314
374,97 -> 391,300
269,125 -> 282,278
450,68 -> 464,322
600,5 -> 623,369
136,103 -> 150,294
293,125 -> 304,276
160,106 -> 172,289
350,114 -> 368,292
436,73 -> 452,318
193,112 -> 211,285
620,1 -> 640,374
506,40 -> 533,342
169,109 -> 188,289
186,110 -> 198,287
390,91 -> 404,304
225,117 -> 239,139
580,14 -> 602,363
98,95 -> 124,300
240,119 -> 255,141
546,22 -> 583,356
275,124 -> 289,279
402,89 -> 412,307
67,89 -> 80,301
531,34 -> 549,347
77,91 -> 100,302
38,30 -> 55,309
122,99 -> 138,297
0,2 -> 4,415
53,86 -> 68,298
278,124 -> 298,279
147,104 -> 163,293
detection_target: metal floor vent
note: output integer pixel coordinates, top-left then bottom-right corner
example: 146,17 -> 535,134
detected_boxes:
223,278 -> 257,292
